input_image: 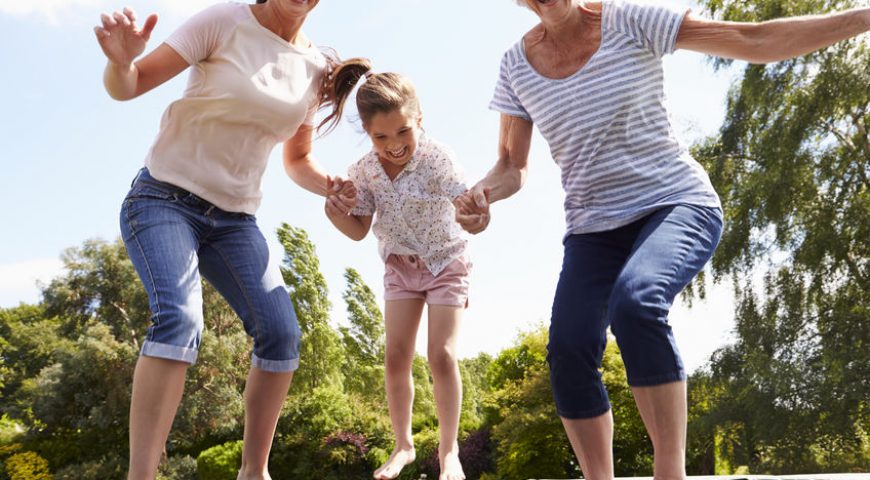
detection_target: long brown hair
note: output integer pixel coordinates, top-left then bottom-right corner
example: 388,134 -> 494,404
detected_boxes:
318,57 -> 421,135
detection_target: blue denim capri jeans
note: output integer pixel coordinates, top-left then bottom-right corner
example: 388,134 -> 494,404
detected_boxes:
119,168 -> 301,372
548,204 -> 723,419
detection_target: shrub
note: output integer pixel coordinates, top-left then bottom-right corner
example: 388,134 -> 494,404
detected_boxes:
4,451 -> 52,480
197,440 -> 243,480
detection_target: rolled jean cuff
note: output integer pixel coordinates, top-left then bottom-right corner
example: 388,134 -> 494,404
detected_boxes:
627,371 -> 686,387
557,403 -> 612,420
252,353 -> 299,373
141,340 -> 198,364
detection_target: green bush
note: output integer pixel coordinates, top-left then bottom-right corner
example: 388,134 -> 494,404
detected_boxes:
53,454 -> 126,480
4,451 -> 51,480
197,440 -> 243,480
158,455 -> 199,480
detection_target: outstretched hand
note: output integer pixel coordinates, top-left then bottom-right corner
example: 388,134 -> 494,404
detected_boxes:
94,7 -> 158,67
325,175 -> 357,216
454,185 -> 491,234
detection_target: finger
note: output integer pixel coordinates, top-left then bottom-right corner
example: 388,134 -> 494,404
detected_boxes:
327,197 -> 347,215
123,6 -> 137,23
473,187 -> 489,210
101,12 -> 117,29
94,26 -> 110,40
113,11 -> 131,28
483,187 -> 492,202
140,13 -> 158,41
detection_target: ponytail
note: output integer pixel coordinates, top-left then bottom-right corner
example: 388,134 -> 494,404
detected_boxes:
317,56 -> 372,135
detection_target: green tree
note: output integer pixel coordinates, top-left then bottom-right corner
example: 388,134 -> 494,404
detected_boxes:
276,224 -> 344,390
339,267 -> 385,400
41,238 -> 150,344
692,0 -> 870,472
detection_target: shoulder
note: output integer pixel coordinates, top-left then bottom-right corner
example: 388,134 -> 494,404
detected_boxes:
498,39 -> 527,70
348,151 -> 377,176
419,137 -> 461,171
425,138 -> 457,161
194,2 -> 249,25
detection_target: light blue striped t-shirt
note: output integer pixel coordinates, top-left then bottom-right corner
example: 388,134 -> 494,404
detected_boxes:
490,0 -> 721,236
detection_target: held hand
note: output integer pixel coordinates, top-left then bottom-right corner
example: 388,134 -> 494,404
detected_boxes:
325,176 -> 357,216
94,7 -> 158,68
454,185 -> 492,234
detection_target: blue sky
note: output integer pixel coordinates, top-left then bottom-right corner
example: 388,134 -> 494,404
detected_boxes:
0,0 -> 744,371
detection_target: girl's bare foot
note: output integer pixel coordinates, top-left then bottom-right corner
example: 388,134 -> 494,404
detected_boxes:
373,447 -> 416,479
439,449 -> 465,480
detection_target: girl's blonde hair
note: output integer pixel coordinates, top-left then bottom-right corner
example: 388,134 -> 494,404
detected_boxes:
318,57 -> 421,134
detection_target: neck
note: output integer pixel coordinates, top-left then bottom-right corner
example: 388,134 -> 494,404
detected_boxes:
539,2 -> 585,42
255,3 -> 307,43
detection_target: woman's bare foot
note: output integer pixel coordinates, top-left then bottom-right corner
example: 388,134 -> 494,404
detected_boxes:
439,449 -> 465,480
373,447 -> 416,479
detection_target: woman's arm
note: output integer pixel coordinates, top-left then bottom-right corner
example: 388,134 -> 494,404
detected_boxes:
455,114 -> 533,234
283,124 -> 331,197
95,8 -> 188,100
676,7 -> 870,64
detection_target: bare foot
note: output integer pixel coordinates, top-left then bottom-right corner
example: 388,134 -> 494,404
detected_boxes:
439,451 -> 465,480
373,447 -> 416,480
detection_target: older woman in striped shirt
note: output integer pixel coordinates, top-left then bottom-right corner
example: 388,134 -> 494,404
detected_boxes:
455,1 -> 870,478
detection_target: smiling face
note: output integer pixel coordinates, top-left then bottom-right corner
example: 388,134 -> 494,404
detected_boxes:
365,108 -> 423,171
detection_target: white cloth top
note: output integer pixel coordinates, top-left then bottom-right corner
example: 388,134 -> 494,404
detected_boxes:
490,0 -> 721,235
144,2 -> 326,214
348,136 -> 469,276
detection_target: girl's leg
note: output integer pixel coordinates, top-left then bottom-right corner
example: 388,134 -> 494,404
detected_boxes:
237,369 -> 294,480
426,305 -> 465,480
128,357 -> 189,480
375,298 -> 425,480
608,205 -> 722,480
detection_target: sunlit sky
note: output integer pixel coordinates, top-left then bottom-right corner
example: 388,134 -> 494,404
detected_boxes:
0,0 -> 746,372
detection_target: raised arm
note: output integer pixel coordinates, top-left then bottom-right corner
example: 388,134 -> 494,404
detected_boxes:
455,113 -> 533,234
95,8 -> 188,100
676,7 -> 870,64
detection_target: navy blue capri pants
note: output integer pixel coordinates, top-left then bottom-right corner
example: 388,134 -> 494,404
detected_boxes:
548,204 -> 723,419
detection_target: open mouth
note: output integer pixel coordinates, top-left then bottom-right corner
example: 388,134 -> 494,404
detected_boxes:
386,146 -> 408,159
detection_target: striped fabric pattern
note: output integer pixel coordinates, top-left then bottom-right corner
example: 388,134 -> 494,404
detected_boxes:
491,0 -> 721,236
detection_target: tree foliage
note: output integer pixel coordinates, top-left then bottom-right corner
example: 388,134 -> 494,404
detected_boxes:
691,0 -> 870,472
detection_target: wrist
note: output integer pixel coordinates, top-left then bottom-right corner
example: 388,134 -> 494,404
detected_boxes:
108,60 -> 134,74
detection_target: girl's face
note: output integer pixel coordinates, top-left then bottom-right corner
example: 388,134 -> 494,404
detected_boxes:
366,108 -> 423,171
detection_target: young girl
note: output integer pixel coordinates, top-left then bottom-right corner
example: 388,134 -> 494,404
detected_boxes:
321,60 -> 470,480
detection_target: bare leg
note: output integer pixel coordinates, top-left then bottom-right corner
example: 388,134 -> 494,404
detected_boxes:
236,368 -> 294,480
560,410 -> 615,480
128,356 -> 189,480
374,299 -> 425,480
427,304 -> 465,480
632,381 -> 687,480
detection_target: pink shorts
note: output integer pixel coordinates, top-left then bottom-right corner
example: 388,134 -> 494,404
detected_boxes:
383,254 -> 472,308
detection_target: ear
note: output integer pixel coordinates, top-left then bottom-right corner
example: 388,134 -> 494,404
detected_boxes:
416,114 -> 424,129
